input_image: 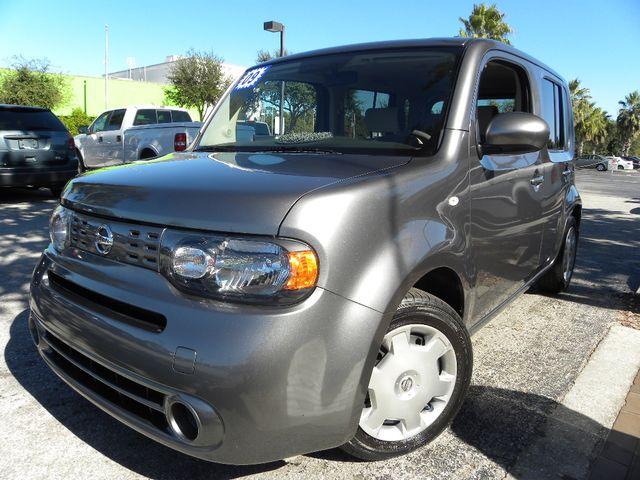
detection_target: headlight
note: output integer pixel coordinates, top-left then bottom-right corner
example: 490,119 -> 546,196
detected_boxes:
160,231 -> 318,304
49,205 -> 70,252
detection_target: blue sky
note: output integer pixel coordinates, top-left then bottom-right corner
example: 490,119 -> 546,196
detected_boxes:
0,0 -> 638,115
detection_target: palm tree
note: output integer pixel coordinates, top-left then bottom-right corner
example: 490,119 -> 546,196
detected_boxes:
582,105 -> 609,154
458,3 -> 514,45
617,91 -> 640,155
569,79 -> 590,125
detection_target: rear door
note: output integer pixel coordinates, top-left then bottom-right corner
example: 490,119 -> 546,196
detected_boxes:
0,107 -> 70,168
537,78 -> 572,266
470,56 -> 545,321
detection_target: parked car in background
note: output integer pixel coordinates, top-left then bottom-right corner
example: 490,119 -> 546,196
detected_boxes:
575,154 -> 610,171
0,105 -> 78,196
622,156 -> 640,169
606,156 -> 634,170
74,106 -> 201,171
236,120 -> 272,139
32,38 -> 581,464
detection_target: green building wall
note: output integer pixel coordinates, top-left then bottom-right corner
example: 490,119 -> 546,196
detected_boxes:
54,74 -> 174,117
0,69 -> 198,119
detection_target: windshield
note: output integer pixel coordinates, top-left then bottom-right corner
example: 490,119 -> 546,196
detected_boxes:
197,47 -> 461,156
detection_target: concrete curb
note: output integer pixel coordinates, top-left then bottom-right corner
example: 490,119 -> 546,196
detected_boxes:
507,324 -> 640,480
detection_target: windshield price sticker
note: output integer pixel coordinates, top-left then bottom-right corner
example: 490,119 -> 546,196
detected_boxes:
235,66 -> 270,90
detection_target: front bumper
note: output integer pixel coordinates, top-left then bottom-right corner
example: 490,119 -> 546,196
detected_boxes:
29,248 -> 385,464
0,165 -> 77,187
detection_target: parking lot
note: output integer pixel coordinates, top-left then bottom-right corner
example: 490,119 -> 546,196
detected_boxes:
0,169 -> 639,480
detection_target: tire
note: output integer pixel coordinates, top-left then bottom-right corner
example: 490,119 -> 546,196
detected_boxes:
76,149 -> 86,174
341,288 -> 472,461
537,216 -> 578,294
49,186 -> 64,197
139,149 -> 157,160
617,165 -> 624,170
596,163 -> 606,171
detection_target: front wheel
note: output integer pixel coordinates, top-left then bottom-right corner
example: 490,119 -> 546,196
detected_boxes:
341,288 -> 472,461
596,163 -> 606,171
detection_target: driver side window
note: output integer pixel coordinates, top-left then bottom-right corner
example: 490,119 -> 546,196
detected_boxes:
91,111 -> 111,134
476,60 -> 531,142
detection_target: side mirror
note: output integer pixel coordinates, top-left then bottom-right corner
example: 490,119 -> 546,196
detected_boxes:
481,112 -> 549,155
78,126 -> 89,135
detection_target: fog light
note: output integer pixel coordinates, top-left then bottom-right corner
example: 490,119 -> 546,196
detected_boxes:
172,246 -> 215,279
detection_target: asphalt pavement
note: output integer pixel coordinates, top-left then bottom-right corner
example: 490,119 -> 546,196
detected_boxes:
0,169 -> 638,479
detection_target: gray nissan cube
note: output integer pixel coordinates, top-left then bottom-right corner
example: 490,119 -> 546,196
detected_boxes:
30,38 -> 581,464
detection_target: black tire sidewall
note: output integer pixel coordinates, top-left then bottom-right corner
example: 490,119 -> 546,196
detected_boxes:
346,294 -> 472,459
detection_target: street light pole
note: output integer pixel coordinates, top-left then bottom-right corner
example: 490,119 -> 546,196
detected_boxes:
104,24 -> 109,110
264,21 -> 286,135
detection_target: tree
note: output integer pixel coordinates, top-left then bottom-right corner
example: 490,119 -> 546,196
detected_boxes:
253,50 -> 316,134
59,108 -> 94,135
255,49 -> 290,63
569,79 -> 608,155
164,50 -> 231,121
616,90 -> 640,156
458,3 -> 513,44
0,56 -> 68,109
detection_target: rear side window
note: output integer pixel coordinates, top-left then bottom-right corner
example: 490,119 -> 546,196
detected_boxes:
133,109 -> 157,126
171,110 -> 192,122
105,109 -> 126,131
540,79 -> 565,150
0,108 -> 66,131
157,110 -> 171,123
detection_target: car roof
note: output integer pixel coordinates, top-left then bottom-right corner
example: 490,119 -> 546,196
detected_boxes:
0,104 -> 49,112
258,37 -> 565,84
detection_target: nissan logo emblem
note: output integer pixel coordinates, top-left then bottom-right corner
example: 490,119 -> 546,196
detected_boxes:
95,225 -> 114,255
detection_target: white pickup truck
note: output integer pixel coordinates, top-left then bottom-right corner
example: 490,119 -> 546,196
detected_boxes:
74,105 -> 202,170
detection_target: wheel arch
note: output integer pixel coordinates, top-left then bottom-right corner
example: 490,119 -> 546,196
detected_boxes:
139,146 -> 159,159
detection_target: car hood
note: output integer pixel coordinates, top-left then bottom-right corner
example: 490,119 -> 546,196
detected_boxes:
63,151 -> 409,235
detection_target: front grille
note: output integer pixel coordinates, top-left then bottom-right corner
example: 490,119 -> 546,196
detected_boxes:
42,329 -> 169,433
48,271 -> 167,333
69,211 -> 163,270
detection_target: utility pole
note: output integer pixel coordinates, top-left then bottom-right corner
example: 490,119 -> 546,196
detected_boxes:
104,24 -> 109,110
263,21 -> 286,134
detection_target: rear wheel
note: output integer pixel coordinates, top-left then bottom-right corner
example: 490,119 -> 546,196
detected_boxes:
617,165 -> 624,170
139,149 -> 157,160
341,288 -> 472,461
76,149 -> 86,174
537,217 -> 578,294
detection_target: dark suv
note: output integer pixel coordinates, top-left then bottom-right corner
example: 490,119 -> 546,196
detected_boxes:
0,105 -> 77,196
30,38 -> 580,464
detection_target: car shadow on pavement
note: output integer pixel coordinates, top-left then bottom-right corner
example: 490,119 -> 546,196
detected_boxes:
531,206 -> 640,313
6,308 -> 627,479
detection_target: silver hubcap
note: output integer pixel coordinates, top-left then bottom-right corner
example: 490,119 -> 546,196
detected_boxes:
359,324 -> 457,442
562,226 -> 577,283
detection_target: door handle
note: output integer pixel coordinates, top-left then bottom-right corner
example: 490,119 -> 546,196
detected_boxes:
98,136 -> 103,143
530,175 -> 544,186
116,135 -> 122,142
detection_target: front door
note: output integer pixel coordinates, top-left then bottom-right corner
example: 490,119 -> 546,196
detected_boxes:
82,110 -> 110,167
469,58 -> 544,321
100,108 -> 126,166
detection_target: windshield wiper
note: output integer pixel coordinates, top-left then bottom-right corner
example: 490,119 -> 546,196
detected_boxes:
193,145 -> 238,152
257,146 -> 343,155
